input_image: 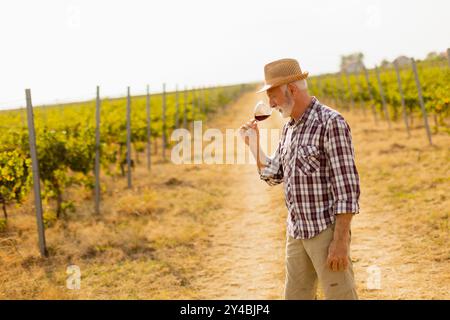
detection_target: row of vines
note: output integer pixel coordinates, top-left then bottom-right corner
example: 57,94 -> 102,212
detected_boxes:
0,84 -> 250,231
308,58 -> 449,131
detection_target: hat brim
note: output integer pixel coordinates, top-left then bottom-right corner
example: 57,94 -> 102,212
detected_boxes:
256,83 -> 273,93
255,72 -> 309,93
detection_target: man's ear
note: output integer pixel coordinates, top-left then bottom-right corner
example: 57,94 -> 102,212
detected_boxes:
287,83 -> 297,96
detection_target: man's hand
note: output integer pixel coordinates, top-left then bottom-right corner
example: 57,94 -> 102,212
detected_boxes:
327,213 -> 353,272
327,238 -> 350,272
239,119 -> 259,146
239,119 -> 268,172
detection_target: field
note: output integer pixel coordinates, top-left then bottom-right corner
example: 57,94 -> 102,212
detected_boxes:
0,85 -> 245,221
309,59 -> 450,132
0,87 -> 448,299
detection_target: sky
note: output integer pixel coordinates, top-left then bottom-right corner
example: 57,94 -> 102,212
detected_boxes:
1,0 -> 449,110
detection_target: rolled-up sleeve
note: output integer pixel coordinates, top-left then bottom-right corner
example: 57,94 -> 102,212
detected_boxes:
324,116 -> 360,215
259,141 -> 284,186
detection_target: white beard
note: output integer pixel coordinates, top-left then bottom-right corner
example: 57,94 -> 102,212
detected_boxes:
276,88 -> 295,118
277,100 -> 294,118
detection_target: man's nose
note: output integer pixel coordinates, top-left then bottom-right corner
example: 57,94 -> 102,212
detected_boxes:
269,98 -> 276,108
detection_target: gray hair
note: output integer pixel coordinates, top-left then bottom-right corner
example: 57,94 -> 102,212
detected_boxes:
281,79 -> 308,92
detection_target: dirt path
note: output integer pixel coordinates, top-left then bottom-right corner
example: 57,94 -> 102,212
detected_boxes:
191,92 -> 450,299
191,92 -> 287,299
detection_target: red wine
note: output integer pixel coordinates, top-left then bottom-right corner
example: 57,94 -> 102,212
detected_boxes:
255,114 -> 270,121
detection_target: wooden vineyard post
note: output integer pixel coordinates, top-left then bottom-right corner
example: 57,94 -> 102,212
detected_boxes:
191,87 -> 196,124
203,86 -> 207,114
411,59 -> 432,146
94,86 -> 101,214
146,85 -> 151,171
334,76 -> 342,109
329,77 -> 337,108
126,86 -> 132,188
162,83 -> 167,160
195,87 -> 199,119
363,65 -> 378,125
183,86 -> 187,129
375,66 -> 391,129
204,86 -> 208,114
393,60 -> 411,137
355,71 -> 366,117
338,72 -> 348,111
25,89 -> 48,258
344,71 -> 355,112
175,85 -> 179,129
447,48 -> 450,68
199,87 -> 202,116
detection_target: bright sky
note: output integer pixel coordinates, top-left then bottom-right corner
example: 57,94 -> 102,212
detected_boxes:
1,0 -> 449,109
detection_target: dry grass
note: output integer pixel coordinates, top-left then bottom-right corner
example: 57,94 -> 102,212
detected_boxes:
0,150 -> 225,299
338,105 -> 450,300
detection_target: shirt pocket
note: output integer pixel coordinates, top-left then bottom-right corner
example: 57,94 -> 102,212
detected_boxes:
296,145 -> 321,176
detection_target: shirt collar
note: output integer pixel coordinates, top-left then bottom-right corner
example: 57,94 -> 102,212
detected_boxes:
287,96 -> 318,128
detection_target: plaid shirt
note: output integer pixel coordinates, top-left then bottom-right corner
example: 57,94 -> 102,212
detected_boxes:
259,97 -> 360,239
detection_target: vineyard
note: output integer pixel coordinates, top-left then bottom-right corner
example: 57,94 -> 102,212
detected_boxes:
308,57 -> 450,136
0,85 -> 248,243
1,55 -> 449,256
0,54 -> 448,300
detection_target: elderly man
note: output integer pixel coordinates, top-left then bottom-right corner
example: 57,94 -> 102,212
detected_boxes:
240,58 -> 360,300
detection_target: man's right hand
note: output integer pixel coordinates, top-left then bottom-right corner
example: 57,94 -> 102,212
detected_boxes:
239,119 -> 259,146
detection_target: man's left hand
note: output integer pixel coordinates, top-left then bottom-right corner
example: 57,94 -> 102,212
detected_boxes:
327,239 -> 350,272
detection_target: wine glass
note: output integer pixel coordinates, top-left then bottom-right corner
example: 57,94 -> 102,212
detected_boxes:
254,101 -> 272,121
241,101 -> 272,139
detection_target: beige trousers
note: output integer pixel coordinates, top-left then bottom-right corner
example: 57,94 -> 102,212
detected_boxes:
284,223 -> 358,300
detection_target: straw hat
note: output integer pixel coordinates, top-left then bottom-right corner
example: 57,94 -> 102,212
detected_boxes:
256,58 -> 309,93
